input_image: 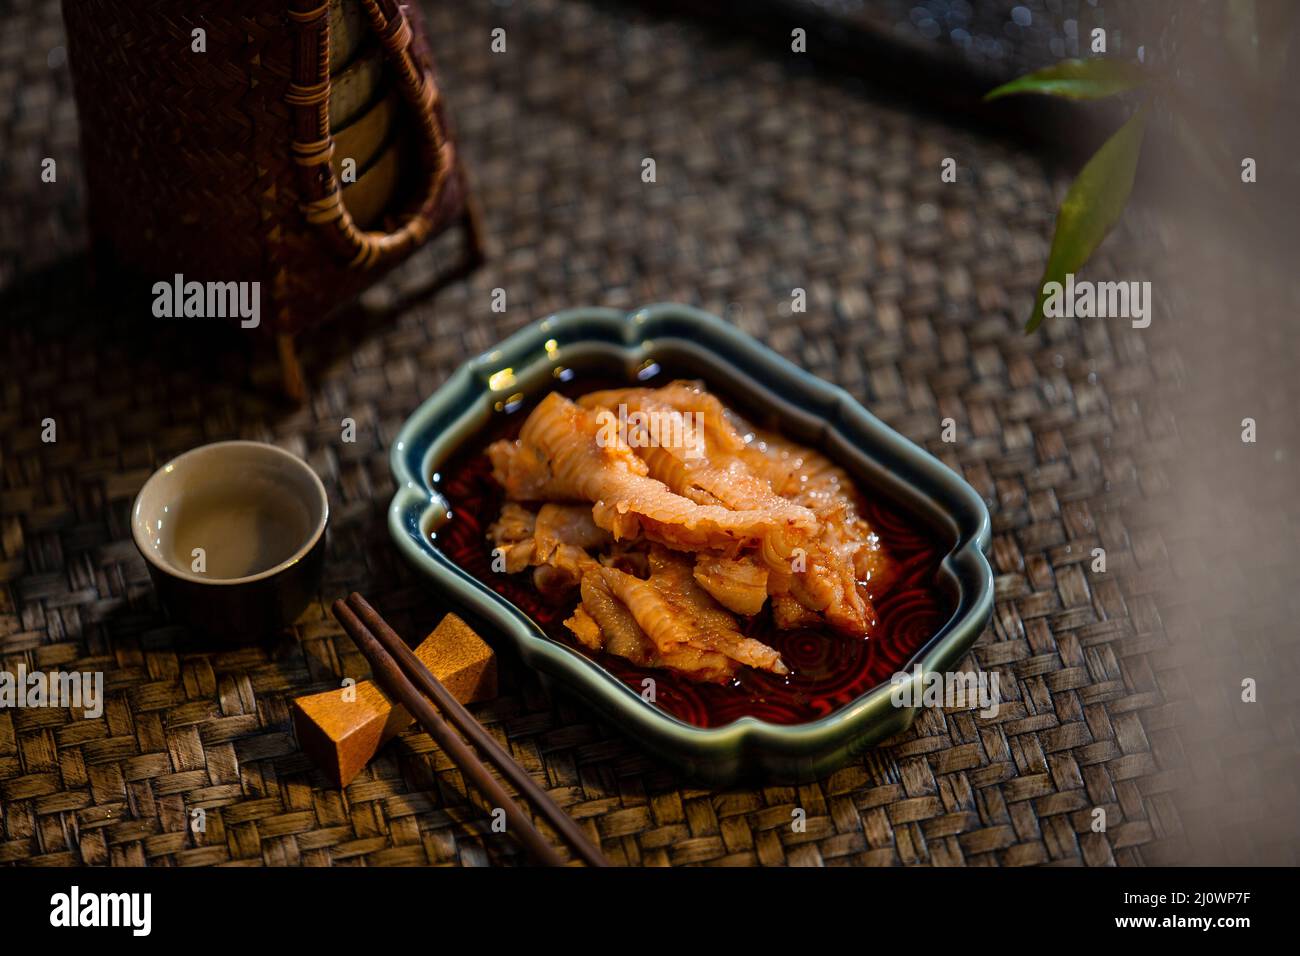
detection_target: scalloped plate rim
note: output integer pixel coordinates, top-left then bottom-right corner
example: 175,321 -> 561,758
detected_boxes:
388,303 -> 993,780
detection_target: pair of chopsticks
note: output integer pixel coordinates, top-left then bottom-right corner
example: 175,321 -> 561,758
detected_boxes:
332,593 -> 610,867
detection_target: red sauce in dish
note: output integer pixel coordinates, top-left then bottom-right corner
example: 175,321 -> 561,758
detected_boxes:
432,372 -> 954,728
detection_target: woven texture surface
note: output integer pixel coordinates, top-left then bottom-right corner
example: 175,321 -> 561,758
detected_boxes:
54,0 -> 472,339
2,0 -> 1295,866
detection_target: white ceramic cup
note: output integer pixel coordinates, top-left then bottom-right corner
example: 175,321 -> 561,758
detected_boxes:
131,441 -> 329,639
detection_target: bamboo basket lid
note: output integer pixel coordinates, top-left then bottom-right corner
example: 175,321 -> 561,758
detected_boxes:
329,43 -> 385,130
328,0 -> 367,72
340,135 -> 404,230
331,91 -> 397,181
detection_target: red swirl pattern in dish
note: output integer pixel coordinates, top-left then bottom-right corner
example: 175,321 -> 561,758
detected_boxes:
435,381 -> 953,729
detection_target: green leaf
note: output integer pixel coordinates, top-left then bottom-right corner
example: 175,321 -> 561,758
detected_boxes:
1025,106 -> 1147,334
985,59 -> 1148,102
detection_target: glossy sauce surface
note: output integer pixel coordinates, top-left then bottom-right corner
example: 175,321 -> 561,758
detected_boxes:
433,372 -> 954,728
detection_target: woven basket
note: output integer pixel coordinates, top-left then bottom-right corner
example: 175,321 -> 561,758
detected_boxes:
61,0 -> 484,398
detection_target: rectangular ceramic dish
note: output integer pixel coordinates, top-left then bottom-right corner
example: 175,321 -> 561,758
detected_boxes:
389,304 -> 993,782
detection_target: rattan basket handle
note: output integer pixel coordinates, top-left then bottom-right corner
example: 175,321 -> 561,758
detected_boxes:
287,0 -> 453,269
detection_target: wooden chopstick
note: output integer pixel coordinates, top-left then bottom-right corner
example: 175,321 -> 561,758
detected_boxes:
345,593 -> 610,869
333,594 -> 610,867
331,598 -> 565,866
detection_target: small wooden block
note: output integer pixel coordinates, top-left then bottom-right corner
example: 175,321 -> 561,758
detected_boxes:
293,613 -> 497,788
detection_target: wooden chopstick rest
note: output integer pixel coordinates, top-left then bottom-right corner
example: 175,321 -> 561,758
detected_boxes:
293,613 -> 497,787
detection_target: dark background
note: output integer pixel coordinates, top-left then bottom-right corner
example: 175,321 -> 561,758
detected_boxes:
0,0 -> 1296,866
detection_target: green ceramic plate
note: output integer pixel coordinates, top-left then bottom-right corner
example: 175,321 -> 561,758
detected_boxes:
389,304 -> 993,783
